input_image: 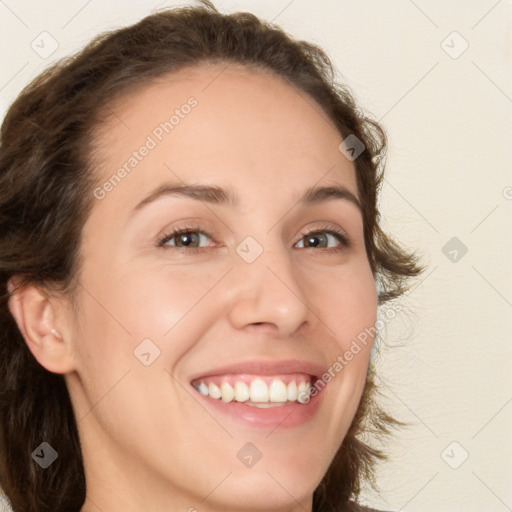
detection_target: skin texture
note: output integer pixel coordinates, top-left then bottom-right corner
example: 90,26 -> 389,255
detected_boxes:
8,64 -> 378,512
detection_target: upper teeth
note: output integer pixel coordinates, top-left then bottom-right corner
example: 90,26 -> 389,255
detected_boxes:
193,377 -> 312,404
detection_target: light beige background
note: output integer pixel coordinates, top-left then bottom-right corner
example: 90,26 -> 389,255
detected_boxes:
0,1 -> 511,511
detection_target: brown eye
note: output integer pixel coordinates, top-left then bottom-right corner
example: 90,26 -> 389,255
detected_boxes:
302,232 -> 329,248
160,230 -> 211,249
174,232 -> 200,247
295,230 -> 347,249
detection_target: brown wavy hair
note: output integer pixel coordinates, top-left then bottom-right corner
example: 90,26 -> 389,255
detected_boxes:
0,2 -> 421,511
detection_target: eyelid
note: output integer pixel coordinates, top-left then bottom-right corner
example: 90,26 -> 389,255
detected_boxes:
156,221 -> 351,252
295,222 -> 351,248
157,223 -> 218,250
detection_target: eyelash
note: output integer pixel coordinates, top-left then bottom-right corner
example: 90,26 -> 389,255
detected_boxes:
157,223 -> 351,254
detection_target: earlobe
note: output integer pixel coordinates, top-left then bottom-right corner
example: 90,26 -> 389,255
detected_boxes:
7,279 -> 76,374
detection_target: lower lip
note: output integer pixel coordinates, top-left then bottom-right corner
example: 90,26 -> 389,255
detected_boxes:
193,390 -> 323,429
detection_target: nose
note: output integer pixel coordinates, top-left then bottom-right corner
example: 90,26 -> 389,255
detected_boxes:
226,246 -> 311,337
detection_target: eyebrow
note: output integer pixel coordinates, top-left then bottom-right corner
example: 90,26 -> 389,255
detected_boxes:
132,182 -> 361,213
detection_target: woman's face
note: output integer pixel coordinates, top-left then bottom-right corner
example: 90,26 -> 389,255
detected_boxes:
66,64 -> 378,512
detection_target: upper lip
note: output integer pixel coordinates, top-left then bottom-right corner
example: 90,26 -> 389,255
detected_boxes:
188,359 -> 325,383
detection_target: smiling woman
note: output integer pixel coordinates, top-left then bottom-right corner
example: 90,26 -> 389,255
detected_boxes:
0,1 -> 421,512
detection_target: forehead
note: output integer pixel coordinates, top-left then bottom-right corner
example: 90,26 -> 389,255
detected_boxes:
91,63 -> 357,210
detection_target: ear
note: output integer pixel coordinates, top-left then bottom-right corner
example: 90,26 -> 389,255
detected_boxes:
7,278 -> 77,374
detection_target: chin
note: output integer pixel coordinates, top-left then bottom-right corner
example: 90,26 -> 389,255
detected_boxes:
209,468 -> 318,511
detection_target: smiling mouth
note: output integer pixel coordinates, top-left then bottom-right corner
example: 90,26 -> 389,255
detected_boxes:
191,373 -> 314,407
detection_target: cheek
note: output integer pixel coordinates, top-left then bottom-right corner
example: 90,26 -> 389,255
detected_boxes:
75,260 -> 230,370
305,261 -> 377,414
302,260 -> 378,348
69,262 -> 229,445
338,272 -> 378,353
